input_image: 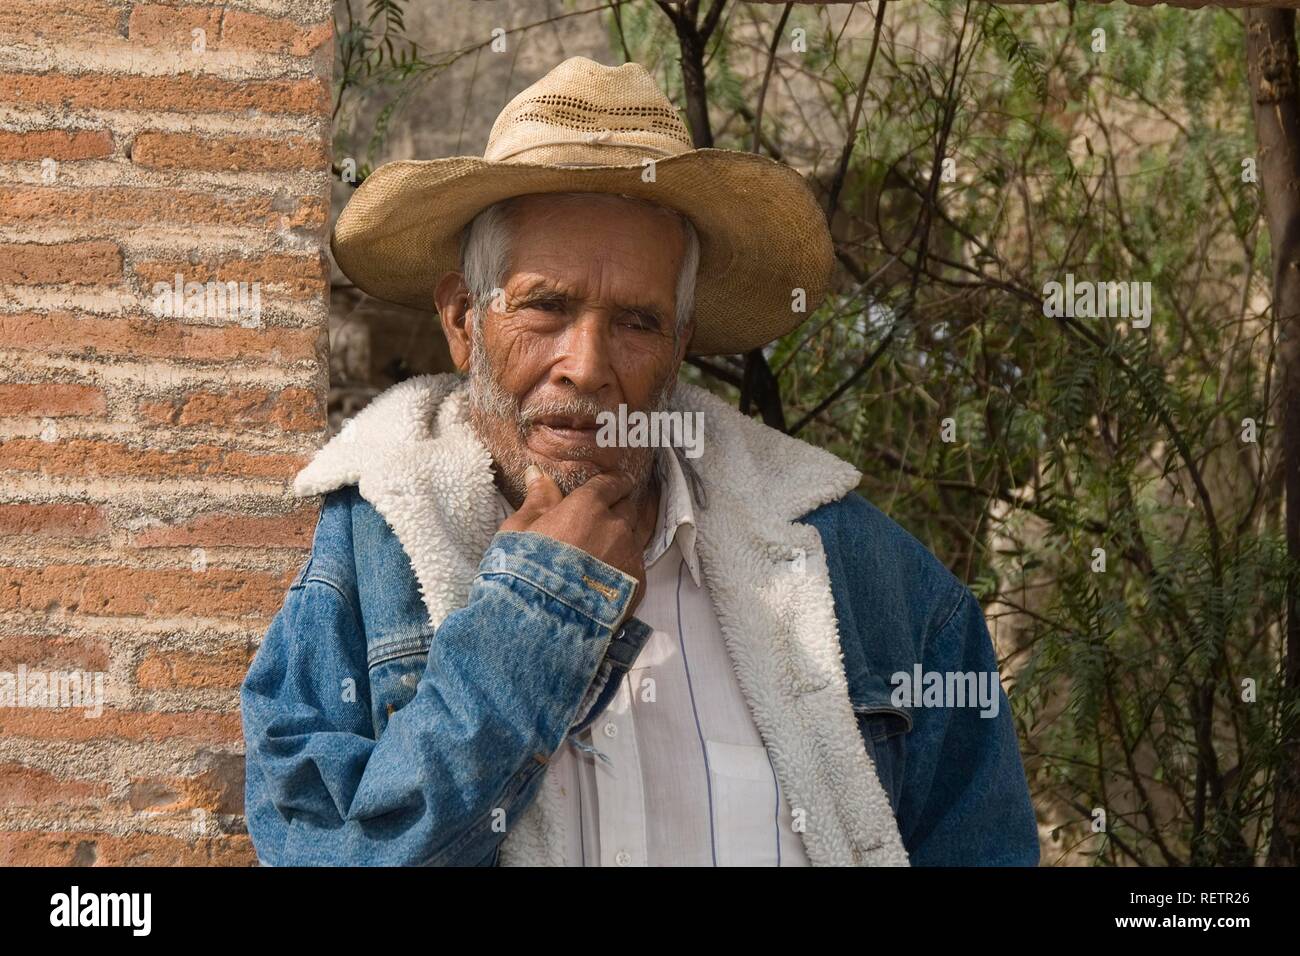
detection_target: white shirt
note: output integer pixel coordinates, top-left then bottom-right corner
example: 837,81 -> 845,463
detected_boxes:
495,449 -> 810,866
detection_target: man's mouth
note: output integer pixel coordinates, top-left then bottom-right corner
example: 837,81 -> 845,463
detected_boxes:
532,415 -> 600,441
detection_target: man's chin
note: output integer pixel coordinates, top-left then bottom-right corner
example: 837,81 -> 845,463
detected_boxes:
529,456 -> 602,492
514,430 -> 657,496
527,453 -> 646,496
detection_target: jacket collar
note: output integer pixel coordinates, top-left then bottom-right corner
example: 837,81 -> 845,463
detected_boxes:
293,373 -> 909,866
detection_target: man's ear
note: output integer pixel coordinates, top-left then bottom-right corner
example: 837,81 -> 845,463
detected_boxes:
434,271 -> 473,372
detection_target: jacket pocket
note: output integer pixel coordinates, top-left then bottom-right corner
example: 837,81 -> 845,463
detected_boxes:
848,673 -> 912,815
366,632 -> 433,738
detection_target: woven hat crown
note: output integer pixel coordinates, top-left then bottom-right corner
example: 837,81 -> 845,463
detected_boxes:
483,58 -> 694,167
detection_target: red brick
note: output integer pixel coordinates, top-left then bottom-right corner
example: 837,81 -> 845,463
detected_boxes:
0,437 -> 308,482
128,751 -> 243,815
127,4 -> 221,47
0,0 -> 332,871
0,2 -> 123,41
0,503 -> 108,539
134,255 -> 327,301
0,72 -> 329,115
131,131 -> 325,171
0,564 -> 290,618
0,129 -> 113,162
221,10 -> 331,56
137,387 -> 321,432
0,633 -> 110,671
0,383 -> 106,418
0,312 -> 321,364
0,242 -> 122,285
287,193 -> 329,232
136,645 -> 255,690
0,186 -> 321,232
0,763 -> 108,808
126,6 -> 331,57
0,707 -> 242,744
132,506 -> 318,548
0,830 -> 255,866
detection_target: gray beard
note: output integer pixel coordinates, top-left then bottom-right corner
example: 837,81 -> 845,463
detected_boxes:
464,319 -> 673,509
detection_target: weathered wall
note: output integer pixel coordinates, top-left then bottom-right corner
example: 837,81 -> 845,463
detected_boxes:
0,0 -> 333,865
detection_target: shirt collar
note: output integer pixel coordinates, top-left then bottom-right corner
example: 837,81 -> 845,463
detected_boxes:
645,445 -> 701,585
493,447 -> 701,587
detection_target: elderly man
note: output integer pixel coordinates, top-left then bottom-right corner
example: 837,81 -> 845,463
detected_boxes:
241,57 -> 1039,866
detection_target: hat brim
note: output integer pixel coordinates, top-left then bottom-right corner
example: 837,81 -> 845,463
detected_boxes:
329,148 -> 833,357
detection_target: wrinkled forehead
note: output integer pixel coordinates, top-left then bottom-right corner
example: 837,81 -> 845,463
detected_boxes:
503,194 -> 686,296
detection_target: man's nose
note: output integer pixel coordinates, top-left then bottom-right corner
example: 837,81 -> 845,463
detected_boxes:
551,312 -> 614,394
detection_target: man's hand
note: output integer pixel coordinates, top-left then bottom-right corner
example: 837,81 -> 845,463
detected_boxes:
500,464 -> 646,621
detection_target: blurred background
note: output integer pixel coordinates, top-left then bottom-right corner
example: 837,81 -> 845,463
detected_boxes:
327,0 -> 1298,866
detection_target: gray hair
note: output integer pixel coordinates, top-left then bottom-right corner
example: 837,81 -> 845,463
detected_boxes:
458,191 -> 699,345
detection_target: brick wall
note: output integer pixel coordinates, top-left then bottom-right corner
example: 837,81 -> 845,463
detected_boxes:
0,1 -> 332,865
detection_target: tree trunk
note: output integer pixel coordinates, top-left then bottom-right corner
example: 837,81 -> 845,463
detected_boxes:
675,25 -> 713,149
1246,7 -> 1300,867
662,1 -> 788,430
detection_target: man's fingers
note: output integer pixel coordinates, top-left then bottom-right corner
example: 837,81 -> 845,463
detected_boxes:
499,463 -> 562,530
569,469 -> 636,508
520,463 -> 563,509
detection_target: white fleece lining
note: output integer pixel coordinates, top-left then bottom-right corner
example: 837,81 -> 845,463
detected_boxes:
292,373 -> 909,867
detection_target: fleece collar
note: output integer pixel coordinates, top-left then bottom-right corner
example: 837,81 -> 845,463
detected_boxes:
293,373 -> 909,867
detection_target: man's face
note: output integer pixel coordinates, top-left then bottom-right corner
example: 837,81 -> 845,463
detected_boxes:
449,194 -> 691,506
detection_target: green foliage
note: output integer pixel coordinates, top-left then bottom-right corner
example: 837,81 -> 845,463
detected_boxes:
984,7 -> 1049,104
333,0 -> 440,179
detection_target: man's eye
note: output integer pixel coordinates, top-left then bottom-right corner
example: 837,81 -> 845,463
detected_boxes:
624,313 -> 659,331
517,296 -> 563,313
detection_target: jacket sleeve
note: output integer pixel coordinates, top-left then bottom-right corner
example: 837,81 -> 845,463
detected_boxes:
897,586 -> 1041,866
241,523 -> 651,866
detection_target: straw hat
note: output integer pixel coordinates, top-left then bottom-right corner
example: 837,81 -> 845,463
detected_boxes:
330,56 -> 834,357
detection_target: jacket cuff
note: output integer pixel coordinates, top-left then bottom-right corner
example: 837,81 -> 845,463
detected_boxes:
477,530 -> 640,630
569,615 -> 655,734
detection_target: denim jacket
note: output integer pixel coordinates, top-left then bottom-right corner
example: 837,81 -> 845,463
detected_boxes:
241,374 -> 1039,866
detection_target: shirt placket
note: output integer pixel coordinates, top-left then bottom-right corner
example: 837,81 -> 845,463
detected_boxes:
589,672 -> 649,867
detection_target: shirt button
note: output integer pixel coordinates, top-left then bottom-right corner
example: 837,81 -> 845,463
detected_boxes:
615,850 -> 632,866
603,721 -> 619,739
